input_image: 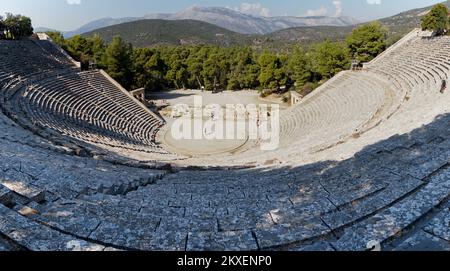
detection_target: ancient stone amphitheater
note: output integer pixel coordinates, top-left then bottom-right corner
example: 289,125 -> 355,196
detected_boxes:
0,29 -> 449,251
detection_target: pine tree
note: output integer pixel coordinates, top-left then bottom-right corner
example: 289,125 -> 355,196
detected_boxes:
91,34 -> 106,67
258,51 -> 287,91
103,36 -> 133,89
311,40 -> 350,80
421,4 -> 449,34
287,47 -> 312,90
2,13 -> 33,39
346,22 -> 387,63
0,16 -> 5,39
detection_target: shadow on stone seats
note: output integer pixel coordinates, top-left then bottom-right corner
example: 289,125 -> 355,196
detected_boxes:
19,113 -> 449,251
154,112 -> 449,250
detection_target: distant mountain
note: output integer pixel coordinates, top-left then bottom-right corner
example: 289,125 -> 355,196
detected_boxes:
64,17 -> 141,37
167,6 -> 359,34
378,1 -> 450,36
265,25 -> 355,47
53,1 -> 450,49
63,6 -> 358,37
81,0 -> 438,50
262,1 -> 450,49
34,27 -> 58,33
83,19 -> 252,47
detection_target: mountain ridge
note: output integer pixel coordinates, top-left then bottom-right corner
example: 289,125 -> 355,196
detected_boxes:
58,6 -> 359,37
82,19 -> 252,47
40,1 -> 450,47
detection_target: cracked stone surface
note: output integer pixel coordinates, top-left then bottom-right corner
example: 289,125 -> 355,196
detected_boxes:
0,125 -> 448,251
394,231 -> 450,251
423,204 -> 450,242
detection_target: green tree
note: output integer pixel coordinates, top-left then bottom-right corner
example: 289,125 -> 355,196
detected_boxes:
3,13 -> 33,39
186,46 -> 208,89
65,35 -> 92,67
17,15 -> 33,38
131,48 -> 153,90
46,31 -> 67,49
90,34 -> 106,67
131,48 -> 167,91
202,50 -> 228,91
287,47 -> 312,89
227,47 -> 259,90
421,4 -> 449,34
103,36 -> 133,89
145,51 -> 167,90
311,40 -> 350,79
0,16 -> 5,39
258,51 -> 287,91
164,47 -> 189,89
346,22 -> 387,63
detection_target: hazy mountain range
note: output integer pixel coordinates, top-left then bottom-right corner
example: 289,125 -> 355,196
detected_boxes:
264,1 -> 450,46
39,6 -> 360,37
77,1 -> 450,50
83,19 -> 252,47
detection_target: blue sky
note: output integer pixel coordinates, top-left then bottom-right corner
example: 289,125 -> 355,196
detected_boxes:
0,0 -> 444,31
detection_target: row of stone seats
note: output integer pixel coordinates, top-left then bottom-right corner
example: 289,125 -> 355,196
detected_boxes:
0,40 -> 73,87
225,70 -> 394,165
1,79 -> 159,154
280,72 -> 388,142
80,72 -> 162,135
359,35 -> 450,146
33,40 -> 76,67
21,112 -> 448,250
1,107 -> 447,251
0,39 -> 176,157
0,120 -> 168,250
22,99 -> 160,153
18,71 -> 165,151
367,36 -> 450,84
0,127 -> 167,200
25,80 -> 152,143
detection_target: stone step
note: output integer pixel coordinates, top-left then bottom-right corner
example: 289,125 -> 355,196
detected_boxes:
0,184 -> 14,206
0,204 -> 105,251
1,180 -> 46,203
322,174 -> 423,230
332,168 -> 450,251
187,230 -> 258,251
394,230 -> 450,251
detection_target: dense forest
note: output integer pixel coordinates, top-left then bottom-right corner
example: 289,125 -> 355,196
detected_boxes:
47,21 -> 388,97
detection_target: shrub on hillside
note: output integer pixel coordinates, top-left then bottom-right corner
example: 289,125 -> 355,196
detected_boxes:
421,4 -> 450,35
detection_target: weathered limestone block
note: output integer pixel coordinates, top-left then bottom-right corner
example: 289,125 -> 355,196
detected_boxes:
1,180 -> 45,203
0,204 -> 104,251
0,184 -> 13,206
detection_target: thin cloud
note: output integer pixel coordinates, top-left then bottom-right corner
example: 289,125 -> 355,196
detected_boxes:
333,0 -> 342,17
66,0 -> 81,5
304,6 -> 328,17
367,0 -> 382,4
